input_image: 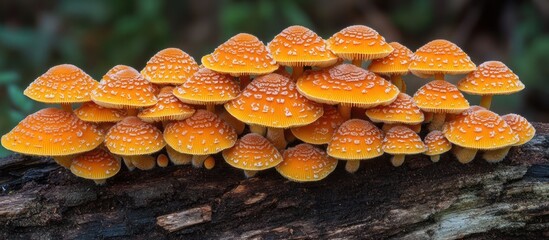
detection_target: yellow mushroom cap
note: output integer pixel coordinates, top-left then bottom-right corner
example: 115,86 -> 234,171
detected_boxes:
457,61 -> 524,95
445,105 -> 486,123
291,105 -> 345,145
382,126 -> 427,155
103,65 -> 136,82
91,69 -> 158,109
297,64 -> 400,108
368,42 -> 413,75
1,108 -> 104,156
105,116 -> 165,156
276,143 -> 338,182
502,114 -> 535,146
424,130 -> 452,156
75,102 -> 128,123
327,119 -> 384,160
24,64 -> 98,104
413,80 -> 469,113
224,73 -> 323,128
366,93 -> 424,124
326,25 -> 394,61
443,109 -> 519,150
70,148 -> 121,180
141,48 -> 199,85
222,133 -> 283,171
201,33 -> 278,76
267,25 -> 338,67
173,68 -> 240,105
163,110 -> 237,155
409,39 -> 476,77
138,86 -> 195,123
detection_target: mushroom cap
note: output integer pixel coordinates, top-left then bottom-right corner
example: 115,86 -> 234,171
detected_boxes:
201,33 -> 278,76
224,73 -> 323,128
457,61 -> 524,95
70,148 -> 121,180
413,80 -> 469,113
327,119 -> 384,160
368,42 -> 413,75
1,108 -> 104,156
222,133 -> 283,171
502,114 -> 535,146
105,116 -> 165,156
424,130 -> 452,156
326,25 -> 394,61
297,64 -> 400,108
382,123 -> 422,134
268,25 -> 338,67
91,69 -> 158,109
138,86 -> 195,123
24,64 -> 98,104
442,109 -> 519,150
102,65 -> 136,82
382,126 -> 427,155
141,48 -> 199,85
75,102 -> 128,123
164,110 -> 237,155
445,105 -> 486,123
366,93 -> 424,124
290,105 -> 345,145
276,143 -> 338,182
173,68 -> 240,105
409,39 -> 476,77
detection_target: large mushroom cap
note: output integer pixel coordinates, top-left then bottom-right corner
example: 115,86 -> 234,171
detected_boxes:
327,119 -> 384,160
366,93 -> 424,124
443,109 -> 519,150
268,25 -> 338,67
138,86 -> 195,123
409,39 -> 476,77
368,42 -> 413,75
201,33 -> 278,76
105,116 -> 165,156
164,110 -> 237,155
24,64 -> 98,103
413,80 -> 469,113
291,105 -> 345,145
502,114 -> 535,146
75,102 -> 128,123
225,73 -> 323,128
222,133 -> 283,171
445,105 -> 486,123
91,69 -> 158,109
424,130 -> 452,156
297,64 -> 400,108
457,61 -> 524,95
326,25 -> 394,61
276,143 -> 338,182
173,68 -> 240,105
1,108 -> 104,156
70,148 -> 121,181
382,126 -> 427,155
141,48 -> 199,85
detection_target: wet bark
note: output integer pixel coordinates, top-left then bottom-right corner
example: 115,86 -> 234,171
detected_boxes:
0,123 -> 548,240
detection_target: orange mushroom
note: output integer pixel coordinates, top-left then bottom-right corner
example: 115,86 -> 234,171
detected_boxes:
156,153 -> 169,168
74,102 -> 128,133
382,126 -> 427,167
141,48 -> 199,85
368,42 -> 413,91
482,114 -> 535,162
138,86 -> 195,123
70,148 -> 121,185
381,123 -> 422,134
290,105 -> 345,145
409,39 -> 476,80
276,143 -> 338,182
366,93 -> 424,131
424,130 -> 452,162
222,133 -> 283,177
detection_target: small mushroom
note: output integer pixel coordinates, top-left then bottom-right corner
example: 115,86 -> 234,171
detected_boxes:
368,42 -> 413,91
141,48 -> 199,85
156,153 -> 169,168
291,105 -> 345,145
138,86 -> 195,123
276,143 -> 338,182
366,93 -> 424,131
70,148 -> 121,185
203,156 -> 216,170
483,114 -> 535,162
222,133 -> 283,178
382,126 -> 427,167
423,130 -> 452,162
381,123 -> 422,134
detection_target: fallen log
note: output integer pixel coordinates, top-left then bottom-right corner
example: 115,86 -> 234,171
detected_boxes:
0,123 -> 548,240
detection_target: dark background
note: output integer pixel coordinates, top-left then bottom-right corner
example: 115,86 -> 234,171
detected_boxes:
1,0 -> 548,156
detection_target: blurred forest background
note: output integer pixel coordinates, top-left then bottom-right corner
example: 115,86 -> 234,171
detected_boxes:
0,0 -> 548,157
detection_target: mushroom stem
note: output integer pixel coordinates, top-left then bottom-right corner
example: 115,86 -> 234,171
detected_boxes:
430,155 -> 441,162
122,157 -> 136,171
390,75 -> 404,91
267,127 -> 287,151
166,146 -> 192,165
203,156 -> 216,170
61,103 -> 73,113
401,79 -> 407,92
250,124 -> 267,136
424,112 -> 434,123
391,155 -> 405,167
338,104 -> 352,120
434,73 -> 445,81
428,113 -> 446,131
94,179 -> 107,185
351,59 -> 362,67
291,66 -> 304,80
53,155 -> 74,168
483,146 -> 511,163
244,170 -> 258,178
453,146 -> 477,164
130,155 -> 156,170
239,75 -> 251,89
127,109 -> 139,116
206,104 -> 216,113
285,129 -> 297,143
192,155 -> 209,168
480,95 -> 493,109
345,161 -> 360,173
219,109 -> 245,135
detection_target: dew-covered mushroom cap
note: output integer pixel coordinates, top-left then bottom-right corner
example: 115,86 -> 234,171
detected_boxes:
424,130 -> 452,156
75,102 -> 128,123
366,93 -> 424,124
291,105 -> 345,145
173,68 -> 240,105
326,25 -> 394,61
413,80 -> 469,113
327,119 -> 384,160
105,116 -> 165,156
138,86 -> 195,123
141,48 -> 199,85
502,114 -> 535,146
382,126 -> 427,155
1,108 -> 104,156
368,42 -> 413,75
457,61 -> 524,95
91,69 -> 158,109
222,133 -> 283,171
276,143 -> 338,182
70,148 -> 121,180
409,39 -> 476,77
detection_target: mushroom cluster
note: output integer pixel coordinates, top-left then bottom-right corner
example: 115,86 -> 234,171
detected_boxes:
1,25 -> 535,184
